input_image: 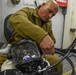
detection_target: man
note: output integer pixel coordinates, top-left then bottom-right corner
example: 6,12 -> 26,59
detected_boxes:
0,0 -> 63,74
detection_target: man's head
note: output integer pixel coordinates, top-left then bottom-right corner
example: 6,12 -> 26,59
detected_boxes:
37,0 -> 59,22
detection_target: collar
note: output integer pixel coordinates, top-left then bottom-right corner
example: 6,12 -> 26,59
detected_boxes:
33,6 -> 41,18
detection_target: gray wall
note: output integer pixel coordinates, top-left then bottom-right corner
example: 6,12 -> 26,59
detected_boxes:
63,0 -> 76,49
0,0 -> 4,43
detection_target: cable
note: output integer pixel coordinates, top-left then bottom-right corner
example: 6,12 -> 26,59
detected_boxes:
55,50 -> 75,75
46,38 -> 76,75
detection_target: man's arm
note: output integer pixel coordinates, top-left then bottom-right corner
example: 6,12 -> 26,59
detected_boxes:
39,35 -> 55,55
9,12 -> 48,43
9,11 -> 55,55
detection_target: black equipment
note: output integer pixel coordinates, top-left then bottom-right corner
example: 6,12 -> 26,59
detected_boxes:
0,14 -> 75,75
0,39 -> 60,75
10,39 -> 47,73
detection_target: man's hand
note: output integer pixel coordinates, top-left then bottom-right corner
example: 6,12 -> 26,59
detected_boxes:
39,35 -> 55,55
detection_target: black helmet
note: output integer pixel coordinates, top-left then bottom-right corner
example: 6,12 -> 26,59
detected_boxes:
10,39 -> 49,73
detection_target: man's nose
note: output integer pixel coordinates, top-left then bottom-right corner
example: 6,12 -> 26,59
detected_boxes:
49,13 -> 53,18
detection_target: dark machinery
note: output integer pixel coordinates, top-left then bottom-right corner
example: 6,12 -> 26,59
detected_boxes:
0,38 -> 76,75
0,14 -> 76,75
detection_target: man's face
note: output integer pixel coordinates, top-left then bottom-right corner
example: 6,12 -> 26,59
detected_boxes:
38,3 -> 58,22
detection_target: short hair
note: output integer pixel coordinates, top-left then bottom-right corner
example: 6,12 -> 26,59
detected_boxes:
46,0 -> 59,11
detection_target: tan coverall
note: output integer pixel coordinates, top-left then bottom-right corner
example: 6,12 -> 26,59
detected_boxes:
0,6 -> 63,74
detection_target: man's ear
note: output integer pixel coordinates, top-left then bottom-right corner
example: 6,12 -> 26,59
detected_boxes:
41,2 -> 46,6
